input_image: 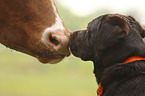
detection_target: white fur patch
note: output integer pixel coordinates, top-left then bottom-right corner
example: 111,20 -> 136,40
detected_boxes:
41,0 -> 66,47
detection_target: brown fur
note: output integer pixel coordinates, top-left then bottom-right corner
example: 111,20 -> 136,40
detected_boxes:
0,0 -> 70,63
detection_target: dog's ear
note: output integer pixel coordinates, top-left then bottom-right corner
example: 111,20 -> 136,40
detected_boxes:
97,16 -> 129,49
105,16 -> 129,39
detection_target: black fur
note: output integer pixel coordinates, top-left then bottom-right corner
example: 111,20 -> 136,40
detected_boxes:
69,14 -> 145,96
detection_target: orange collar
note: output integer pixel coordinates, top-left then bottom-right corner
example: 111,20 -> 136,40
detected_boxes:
97,56 -> 145,96
123,56 -> 145,63
97,83 -> 103,96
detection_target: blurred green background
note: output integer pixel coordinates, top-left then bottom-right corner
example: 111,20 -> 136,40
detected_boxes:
0,0 -> 144,96
0,48 -> 96,96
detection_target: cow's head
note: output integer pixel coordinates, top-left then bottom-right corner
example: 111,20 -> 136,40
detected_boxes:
0,0 -> 70,64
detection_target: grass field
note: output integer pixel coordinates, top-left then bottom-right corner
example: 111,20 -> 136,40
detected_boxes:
0,44 -> 98,96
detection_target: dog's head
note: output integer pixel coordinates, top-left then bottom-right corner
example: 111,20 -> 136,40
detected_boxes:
69,14 -> 145,64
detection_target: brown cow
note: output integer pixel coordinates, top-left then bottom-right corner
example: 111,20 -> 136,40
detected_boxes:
0,0 -> 70,64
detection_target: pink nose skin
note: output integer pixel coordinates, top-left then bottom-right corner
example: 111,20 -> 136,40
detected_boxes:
47,32 -> 61,47
37,31 -> 70,64
46,31 -> 70,56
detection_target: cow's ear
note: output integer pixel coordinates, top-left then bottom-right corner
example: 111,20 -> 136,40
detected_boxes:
106,16 -> 129,39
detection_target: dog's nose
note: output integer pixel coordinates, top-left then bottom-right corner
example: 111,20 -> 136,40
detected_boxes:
71,31 -> 75,36
71,30 -> 80,35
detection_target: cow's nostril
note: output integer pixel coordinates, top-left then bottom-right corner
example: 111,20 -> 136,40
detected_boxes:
49,35 -> 59,45
47,33 -> 60,46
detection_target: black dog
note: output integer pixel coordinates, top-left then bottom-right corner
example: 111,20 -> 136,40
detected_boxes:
69,14 -> 145,96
